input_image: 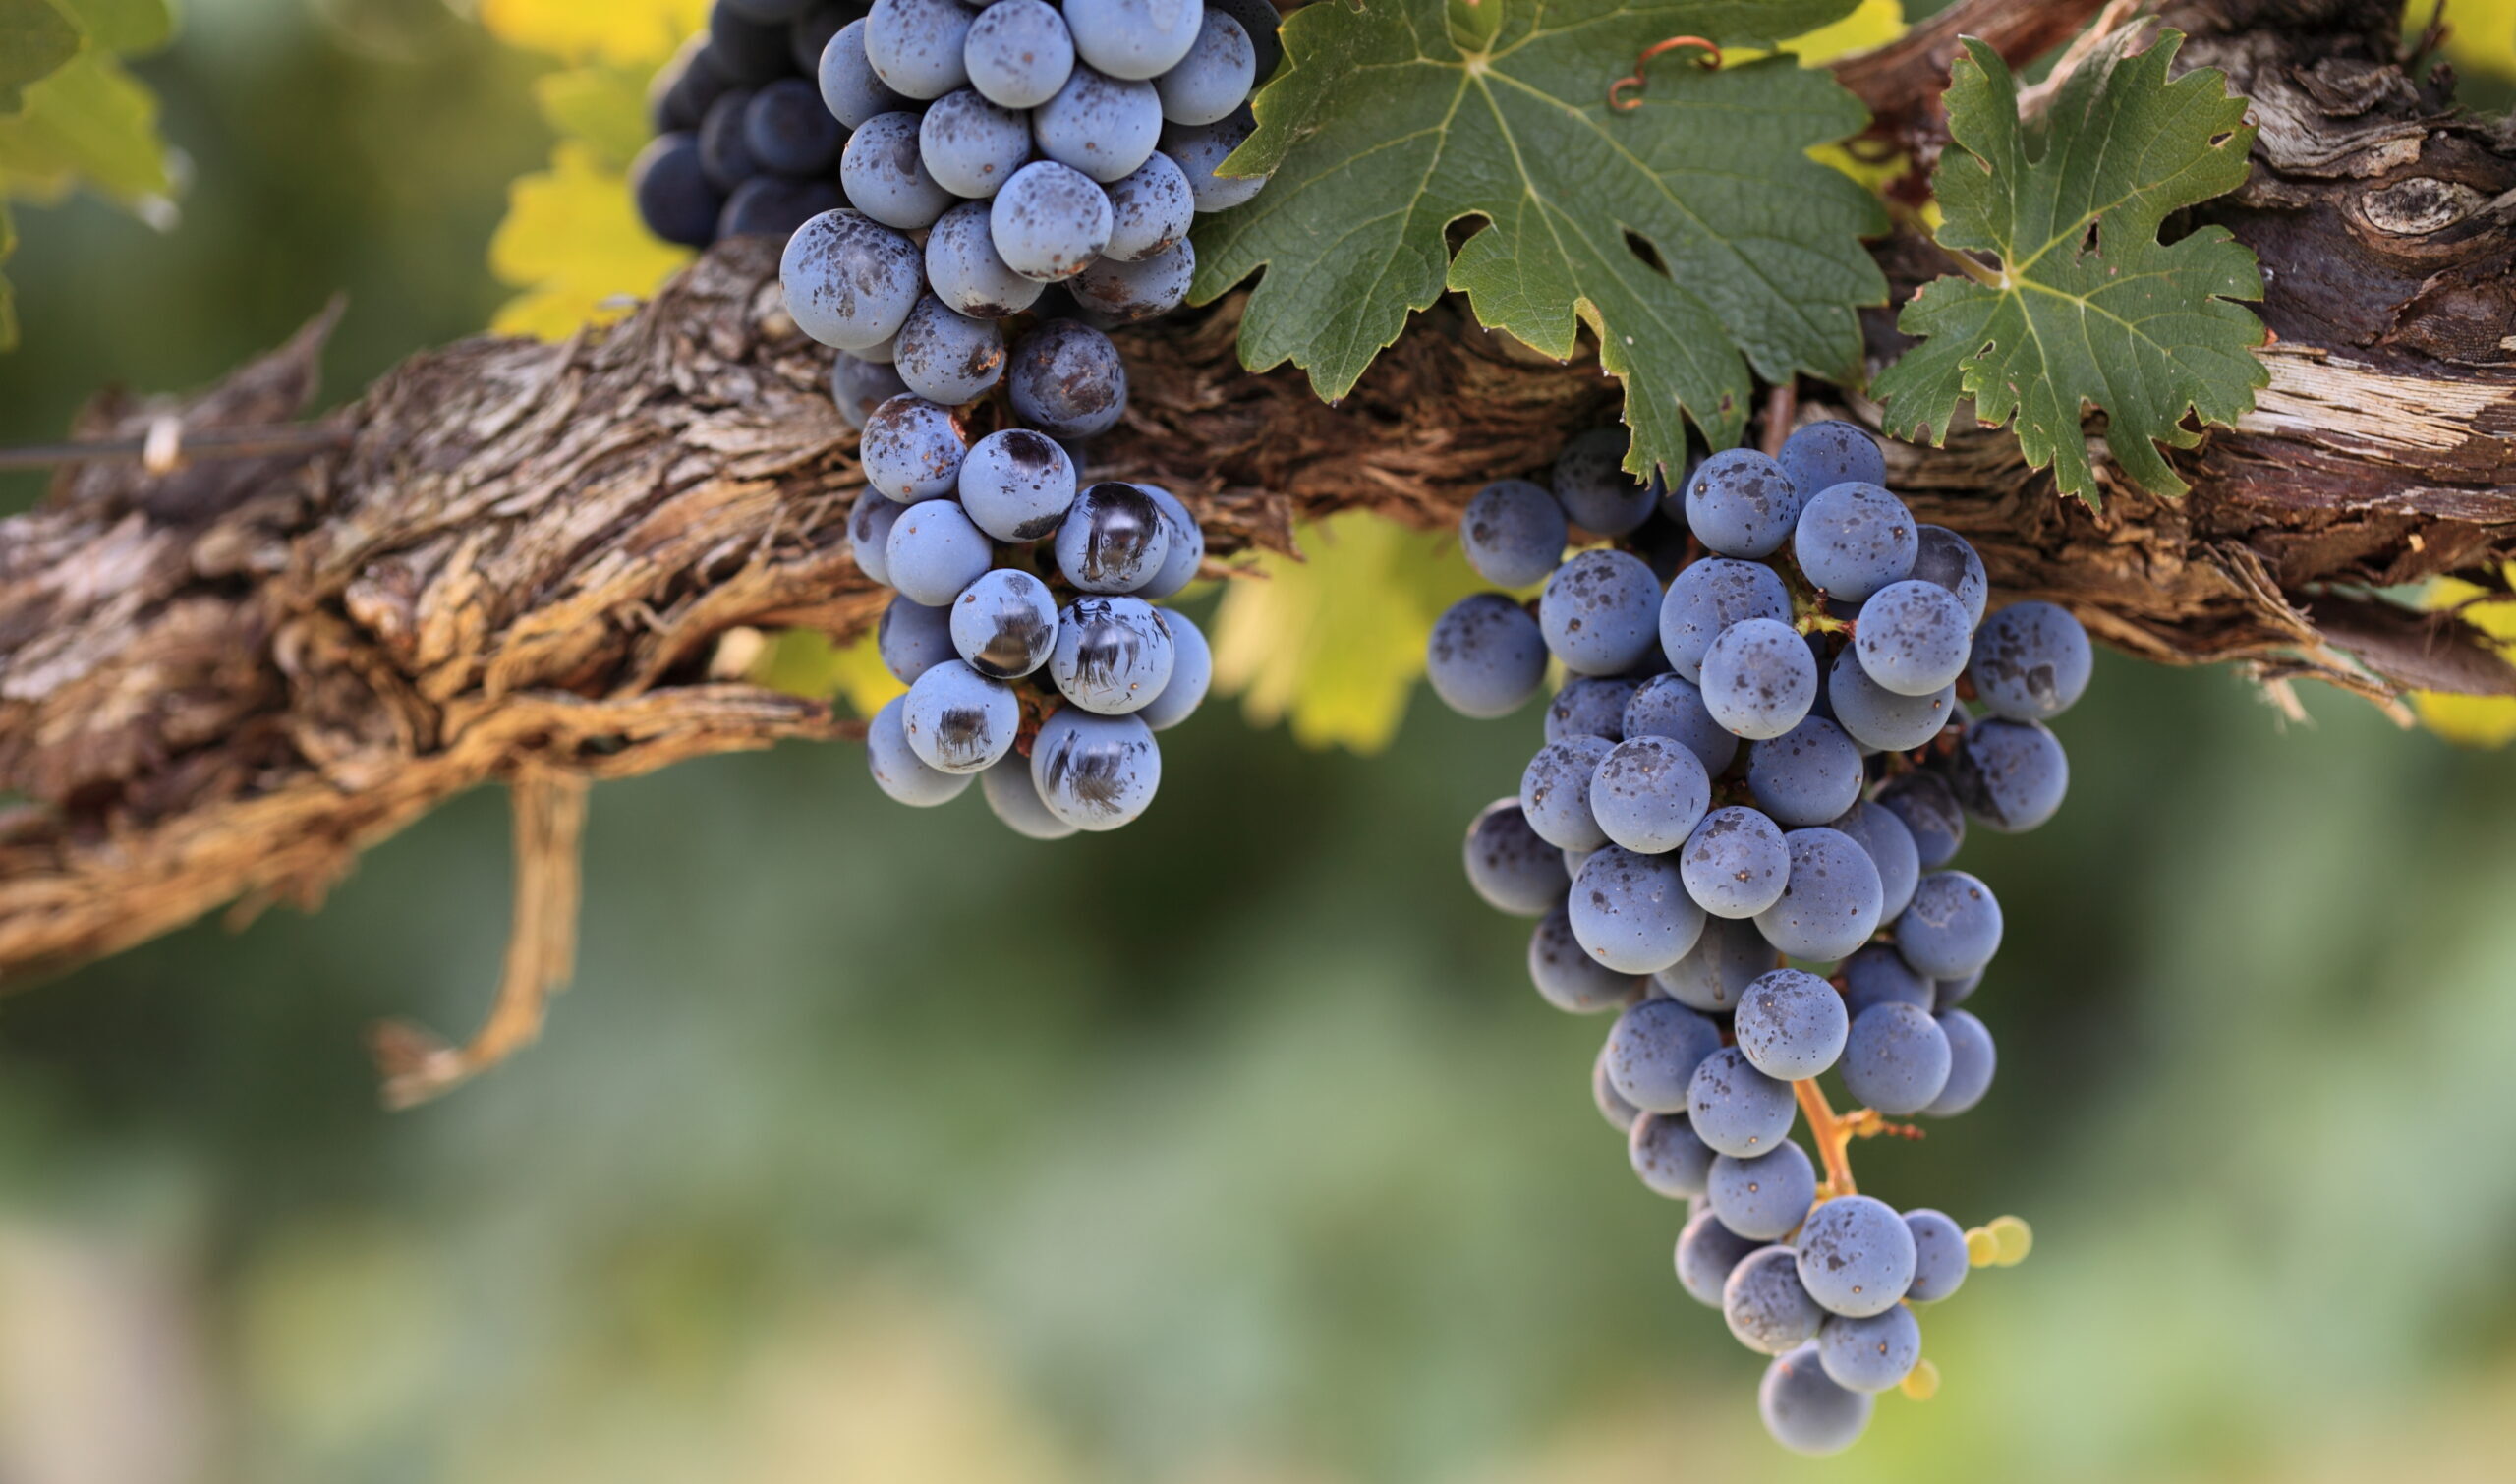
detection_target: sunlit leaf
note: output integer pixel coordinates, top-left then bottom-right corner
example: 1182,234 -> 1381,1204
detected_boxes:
478,0 -> 711,66
0,48 -> 171,202
750,628 -> 905,718
2410,569 -> 2516,747
0,0 -> 80,115
47,0 -> 170,54
534,63 -> 655,173
1211,514 -> 1494,754
488,141 -> 692,340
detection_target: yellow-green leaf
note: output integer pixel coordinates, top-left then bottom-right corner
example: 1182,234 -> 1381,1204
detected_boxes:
534,63 -> 657,171
48,0 -> 171,54
1210,515 -> 1494,754
1784,0 -> 1902,65
0,48 -> 171,203
749,628 -> 905,718
488,141 -> 692,340
0,0 -> 80,115
479,0 -> 711,66
2411,569 -> 2516,747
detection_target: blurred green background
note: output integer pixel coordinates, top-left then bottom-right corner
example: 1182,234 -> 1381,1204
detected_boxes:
6,3 -> 2516,1482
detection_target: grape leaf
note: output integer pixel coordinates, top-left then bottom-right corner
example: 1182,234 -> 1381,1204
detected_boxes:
1870,29 -> 2266,504
477,0 -> 711,66
1193,0 -> 1888,479
48,0 -> 170,54
0,0 -> 80,115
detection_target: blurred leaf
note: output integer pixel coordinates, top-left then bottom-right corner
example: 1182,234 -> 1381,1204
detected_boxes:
1196,0 -> 1886,474
1211,515 -> 1491,754
479,0 -> 710,66
1872,30 -> 2266,504
488,140 -> 691,339
47,0 -> 170,54
0,199 -> 16,347
0,49 -> 171,202
2411,569 -> 2516,747
749,627 -> 904,717
2425,0 -> 2516,81
534,63 -> 654,172
0,0 -> 80,115
1785,0 -> 1904,64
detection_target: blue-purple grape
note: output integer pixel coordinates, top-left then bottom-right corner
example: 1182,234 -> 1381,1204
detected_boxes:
1676,1208 -> 1763,1307
1653,914 -> 1778,1013
1776,422 -> 1886,502
1760,1343 -> 1873,1455
1602,995 -> 1724,1111
1551,427 -> 1657,537
982,757 -> 1079,840
1794,482 -> 1917,602
1459,479 -> 1566,588
1701,618 -> 1818,740
1630,1112 -> 1717,1199
949,566 -> 1058,678
1463,798 -> 1570,917
1687,1045 -> 1796,1158
992,160 -> 1115,279
1532,906 -> 1640,1013
1841,942 -> 1933,1018
1101,151 -> 1195,260
1747,715 -> 1865,828
1162,114 -> 1265,210
1540,549 -> 1662,676
1794,1194 -> 1915,1317
1035,63 -> 1162,182
1854,579 -> 1973,697
926,200 -> 1049,317
1970,600 -> 2093,720
863,0 -> 973,98
848,492 -> 906,584
782,209 -> 924,350
1064,0 -> 1204,80
859,393 -> 967,502
877,594 -> 957,684
1710,1140 -> 1818,1241
1134,485 -> 1205,599
1839,1002 -> 1951,1116
892,296 -> 1007,405
962,0 -> 1074,109
1659,557 -> 1791,683
1827,645 -> 1956,753
1546,677 -> 1635,744
1519,734 -> 1615,851
1622,673 -> 1739,776
632,134 -> 724,247
1910,524 -> 1987,626
1926,1009 -> 1995,1115
698,88 -> 760,191
1154,11 -> 1253,125
918,87 -> 1033,198
719,175 -> 842,240
1818,1307 -> 1920,1393
1753,827 -> 1883,962
821,18 -> 909,127
1896,870 -> 2002,979
1030,708 -> 1162,830
1589,735 -> 1712,854
1826,800 -> 1918,921
843,110 -> 955,228
1426,594 -> 1546,719
1054,480 -> 1168,592
884,497 -> 993,605
1071,239 -> 1194,321
1875,771 -> 1964,869
711,1 -> 796,84
957,428 -> 1076,542
868,694 -> 973,806
746,76 -> 844,175
1951,716 -> 2069,832
1006,316 -> 1127,431
1679,806 -> 1790,919
1686,448 -> 1801,559
1902,1208 -> 1970,1301
1570,846 -> 1706,974
902,658 -> 1019,773
1596,1046 -> 1643,1131
1050,595 -> 1175,713
1734,968 -> 1849,1081
1140,607 -> 1211,730
1726,1245 -> 1825,1354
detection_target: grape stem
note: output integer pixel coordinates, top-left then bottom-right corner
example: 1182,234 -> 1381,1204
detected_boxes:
1795,1080 -> 1921,1199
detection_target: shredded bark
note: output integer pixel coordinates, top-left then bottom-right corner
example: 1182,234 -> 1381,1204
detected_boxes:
0,0 -> 2508,1054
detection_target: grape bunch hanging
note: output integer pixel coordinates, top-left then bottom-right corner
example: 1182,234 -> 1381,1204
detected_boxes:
635,0 -> 1281,836
1440,423 -> 2088,1454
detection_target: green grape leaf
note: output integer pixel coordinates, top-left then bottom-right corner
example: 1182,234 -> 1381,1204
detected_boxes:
48,0 -> 172,54
0,47 -> 171,202
1870,29 -> 2267,504
1193,0 -> 1888,479
0,0 -> 80,115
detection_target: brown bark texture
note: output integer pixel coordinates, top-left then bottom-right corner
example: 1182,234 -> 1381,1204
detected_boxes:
0,0 -> 2509,1004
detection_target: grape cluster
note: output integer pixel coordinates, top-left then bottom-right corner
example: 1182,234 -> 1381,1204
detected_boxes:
639,0 -> 1276,264
1445,422 -> 2088,1454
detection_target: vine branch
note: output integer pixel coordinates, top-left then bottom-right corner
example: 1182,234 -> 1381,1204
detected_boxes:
0,0 -> 2506,1085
